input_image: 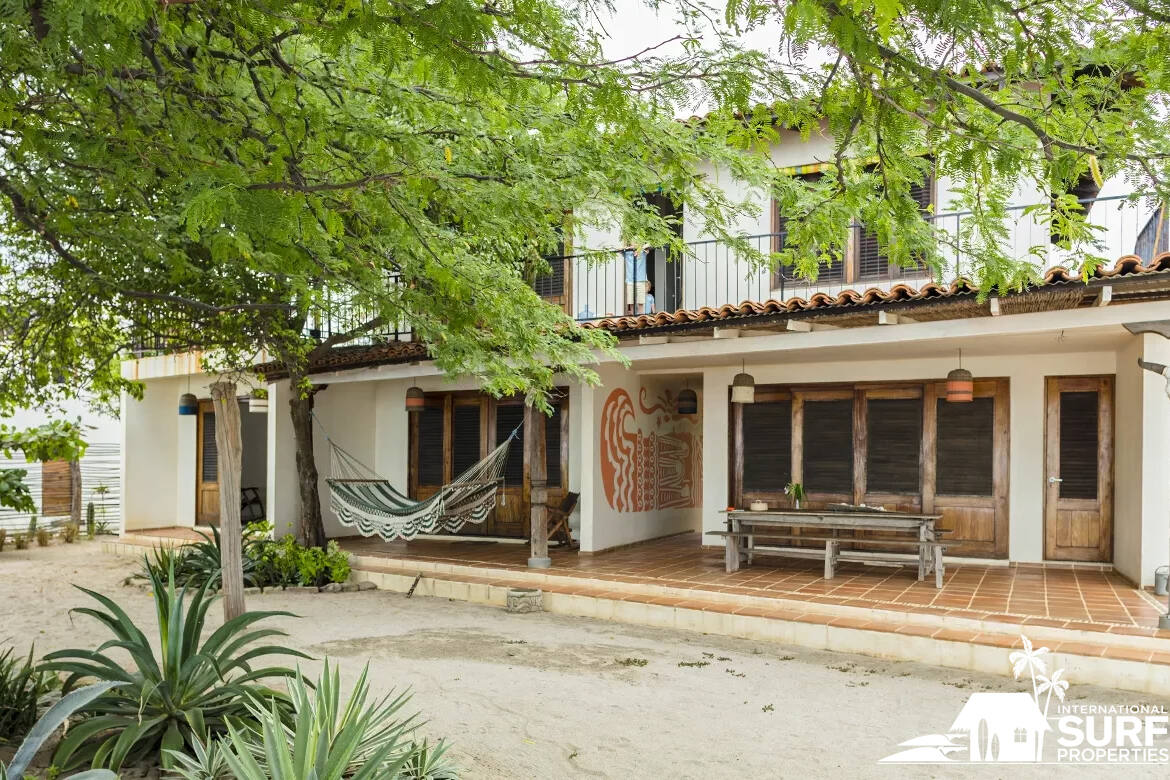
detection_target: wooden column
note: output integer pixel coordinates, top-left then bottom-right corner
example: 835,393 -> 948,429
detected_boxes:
526,404 -> 550,568
210,381 -> 246,620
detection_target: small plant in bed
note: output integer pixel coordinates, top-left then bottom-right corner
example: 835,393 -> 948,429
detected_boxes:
35,527 -> 51,547
41,561 -> 307,773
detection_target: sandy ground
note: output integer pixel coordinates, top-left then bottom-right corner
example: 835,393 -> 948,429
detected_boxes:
1,541 -> 1167,779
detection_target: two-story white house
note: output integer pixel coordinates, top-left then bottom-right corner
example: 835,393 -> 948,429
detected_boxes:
119,125 -> 1170,589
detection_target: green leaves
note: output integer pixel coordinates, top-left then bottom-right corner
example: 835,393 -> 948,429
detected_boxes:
41,562 -> 306,771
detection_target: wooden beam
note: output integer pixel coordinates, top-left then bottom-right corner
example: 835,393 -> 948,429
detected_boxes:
715,327 -> 781,338
877,311 -> 917,325
637,335 -> 670,345
1124,320 -> 1170,339
785,320 -> 838,332
1095,285 -> 1113,307
525,404 -> 550,568
712,328 -> 740,339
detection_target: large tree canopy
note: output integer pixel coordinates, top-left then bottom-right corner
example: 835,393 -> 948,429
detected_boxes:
726,0 -> 1170,287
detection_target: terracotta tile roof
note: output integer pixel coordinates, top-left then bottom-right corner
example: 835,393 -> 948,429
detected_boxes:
261,253 -> 1170,378
258,340 -> 426,380
582,253 -> 1170,335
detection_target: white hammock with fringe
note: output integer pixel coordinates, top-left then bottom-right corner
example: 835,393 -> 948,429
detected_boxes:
324,429 -> 515,542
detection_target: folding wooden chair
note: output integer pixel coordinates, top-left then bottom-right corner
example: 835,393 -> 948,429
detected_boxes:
546,492 -> 579,548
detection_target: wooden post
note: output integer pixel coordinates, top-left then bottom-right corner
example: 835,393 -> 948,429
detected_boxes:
526,404 -> 550,568
68,459 -> 81,527
210,381 -> 246,621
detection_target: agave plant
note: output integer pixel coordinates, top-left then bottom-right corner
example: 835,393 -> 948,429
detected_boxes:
41,562 -> 307,772
1,681 -> 123,780
0,643 -> 59,742
168,661 -> 456,780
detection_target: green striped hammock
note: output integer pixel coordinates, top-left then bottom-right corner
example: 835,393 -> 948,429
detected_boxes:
325,431 -> 515,542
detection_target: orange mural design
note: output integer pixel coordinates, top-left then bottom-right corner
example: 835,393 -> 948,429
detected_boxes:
600,388 -> 702,512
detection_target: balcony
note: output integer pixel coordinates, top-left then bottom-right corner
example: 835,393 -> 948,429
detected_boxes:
552,194 -> 1164,323
129,195 -> 1165,358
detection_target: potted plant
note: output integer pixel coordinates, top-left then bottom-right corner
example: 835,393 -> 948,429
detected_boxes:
784,481 -> 805,510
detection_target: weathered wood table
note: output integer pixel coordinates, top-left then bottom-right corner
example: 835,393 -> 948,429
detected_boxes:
716,509 -> 946,587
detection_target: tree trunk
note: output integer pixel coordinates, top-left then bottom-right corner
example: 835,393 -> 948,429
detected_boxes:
68,459 -> 81,526
210,381 -> 246,621
289,382 -> 327,548
526,404 -> 550,568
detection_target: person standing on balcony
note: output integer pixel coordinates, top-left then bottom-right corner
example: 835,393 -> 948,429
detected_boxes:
645,281 -> 656,313
623,243 -> 650,314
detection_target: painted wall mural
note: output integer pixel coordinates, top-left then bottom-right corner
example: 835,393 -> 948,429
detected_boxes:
600,387 -> 702,512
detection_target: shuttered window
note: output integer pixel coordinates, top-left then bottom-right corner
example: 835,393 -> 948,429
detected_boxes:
201,410 -> 218,483
936,397 -> 994,496
866,398 -> 922,494
496,404 -> 525,485
772,173 -> 843,285
741,401 -> 792,491
1058,391 -> 1099,499
417,406 -> 445,486
802,399 -> 853,493
856,174 -> 933,279
451,404 -> 481,478
533,257 -> 566,297
546,403 -> 563,487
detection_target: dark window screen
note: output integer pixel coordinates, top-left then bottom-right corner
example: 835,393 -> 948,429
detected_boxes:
1059,391 -> 1099,499
802,399 -> 853,493
201,411 -> 218,483
546,403 -> 563,487
496,405 -> 525,484
533,257 -> 565,297
452,405 -> 481,478
866,398 -> 922,494
856,175 -> 933,279
741,401 -> 792,491
936,397 -> 994,496
417,406 -> 445,486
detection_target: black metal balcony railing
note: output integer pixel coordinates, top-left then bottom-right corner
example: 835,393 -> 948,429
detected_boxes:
129,195 -> 1162,357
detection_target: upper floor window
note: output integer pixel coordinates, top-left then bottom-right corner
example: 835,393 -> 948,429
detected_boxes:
771,165 -> 935,287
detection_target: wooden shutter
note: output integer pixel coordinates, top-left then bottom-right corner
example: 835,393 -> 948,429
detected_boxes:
865,398 -> 922,494
1057,391 -> 1099,499
802,398 -> 853,494
417,406 -> 445,486
772,172 -> 842,285
451,404 -> 482,478
495,404 -> 525,485
545,402 -> 563,488
200,409 -> 218,483
741,401 -> 792,491
855,173 -> 933,280
935,397 -> 994,496
532,257 -> 566,297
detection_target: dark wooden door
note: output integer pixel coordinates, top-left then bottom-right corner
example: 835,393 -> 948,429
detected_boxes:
1044,376 -> 1113,561
196,399 -> 220,526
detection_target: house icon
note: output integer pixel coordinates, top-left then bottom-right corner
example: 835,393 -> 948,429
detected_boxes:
948,692 -> 1052,762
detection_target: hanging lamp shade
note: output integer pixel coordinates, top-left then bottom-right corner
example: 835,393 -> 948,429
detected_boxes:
731,371 -> 755,404
178,393 -> 198,416
405,386 -> 426,412
946,367 -> 974,403
676,387 -> 698,415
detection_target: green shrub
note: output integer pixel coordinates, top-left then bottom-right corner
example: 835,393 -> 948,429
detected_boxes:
325,540 -> 351,584
12,533 -> 27,550
0,528 -> 6,552
35,528 -> 51,547
0,682 -> 123,780
42,562 -> 306,772
167,661 -> 456,780
0,645 -> 59,744
62,522 -> 79,543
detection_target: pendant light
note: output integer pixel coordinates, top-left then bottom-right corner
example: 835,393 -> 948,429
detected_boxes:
405,386 -> 426,412
945,349 -> 974,403
676,379 -> 698,415
178,374 -> 197,415
731,360 -> 755,404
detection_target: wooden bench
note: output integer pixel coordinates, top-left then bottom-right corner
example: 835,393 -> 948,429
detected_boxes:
718,509 -> 946,587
